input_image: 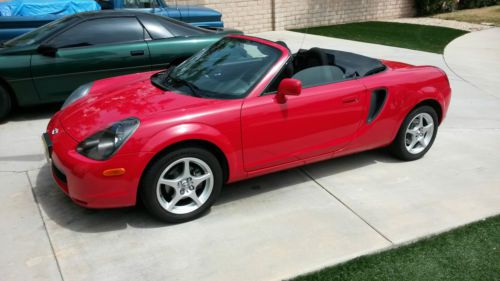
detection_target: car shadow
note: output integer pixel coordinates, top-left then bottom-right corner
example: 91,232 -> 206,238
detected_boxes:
1,103 -> 61,124
33,148 -> 400,233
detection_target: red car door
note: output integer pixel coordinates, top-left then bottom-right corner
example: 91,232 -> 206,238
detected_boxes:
241,80 -> 368,172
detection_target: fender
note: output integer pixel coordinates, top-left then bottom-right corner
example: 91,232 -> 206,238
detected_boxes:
393,67 -> 451,138
389,91 -> 444,143
141,123 -> 246,182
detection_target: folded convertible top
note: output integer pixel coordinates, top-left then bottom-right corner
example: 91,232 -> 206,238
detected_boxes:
320,48 -> 386,77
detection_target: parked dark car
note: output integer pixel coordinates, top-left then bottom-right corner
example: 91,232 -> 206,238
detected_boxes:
0,11 -> 241,120
0,0 -> 224,42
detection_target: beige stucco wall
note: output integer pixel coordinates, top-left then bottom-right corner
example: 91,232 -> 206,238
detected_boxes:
173,0 -> 415,33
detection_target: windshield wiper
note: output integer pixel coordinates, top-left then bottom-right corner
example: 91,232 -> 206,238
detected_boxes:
169,76 -> 204,98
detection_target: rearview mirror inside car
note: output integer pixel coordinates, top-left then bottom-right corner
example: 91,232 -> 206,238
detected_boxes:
275,78 -> 302,104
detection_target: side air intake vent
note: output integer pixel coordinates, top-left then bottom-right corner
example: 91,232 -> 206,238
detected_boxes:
367,89 -> 387,123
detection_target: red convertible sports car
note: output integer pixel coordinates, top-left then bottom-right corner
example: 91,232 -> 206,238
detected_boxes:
43,35 -> 451,223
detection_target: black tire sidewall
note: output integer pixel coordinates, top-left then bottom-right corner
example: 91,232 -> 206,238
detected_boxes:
0,86 -> 12,121
391,105 -> 439,161
141,147 -> 223,223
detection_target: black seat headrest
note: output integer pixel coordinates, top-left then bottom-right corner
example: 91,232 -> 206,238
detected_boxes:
293,48 -> 331,72
307,48 -> 329,66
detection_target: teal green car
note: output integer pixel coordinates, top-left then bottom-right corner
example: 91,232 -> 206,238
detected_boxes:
0,11 -> 241,120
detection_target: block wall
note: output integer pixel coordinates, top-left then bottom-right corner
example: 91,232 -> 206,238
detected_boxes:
172,0 -> 415,33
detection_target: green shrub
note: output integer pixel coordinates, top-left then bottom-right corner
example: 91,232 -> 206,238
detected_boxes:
415,0 -> 458,16
458,0 -> 500,9
415,0 -> 500,16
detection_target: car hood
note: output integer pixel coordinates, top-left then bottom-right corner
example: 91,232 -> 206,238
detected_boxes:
0,44 -> 36,55
59,71 -> 224,142
176,5 -> 222,22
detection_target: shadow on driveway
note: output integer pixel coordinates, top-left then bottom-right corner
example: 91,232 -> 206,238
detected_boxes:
1,103 -> 61,124
33,149 -> 400,233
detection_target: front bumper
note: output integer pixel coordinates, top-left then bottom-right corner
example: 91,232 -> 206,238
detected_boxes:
43,120 -> 154,209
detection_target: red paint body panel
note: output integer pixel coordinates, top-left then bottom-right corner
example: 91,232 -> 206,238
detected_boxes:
241,80 -> 367,171
45,35 -> 452,208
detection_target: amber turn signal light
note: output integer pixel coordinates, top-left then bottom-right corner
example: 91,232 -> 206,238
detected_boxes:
102,168 -> 126,177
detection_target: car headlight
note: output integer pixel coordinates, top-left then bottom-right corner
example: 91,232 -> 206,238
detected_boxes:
76,118 -> 140,161
61,82 -> 93,109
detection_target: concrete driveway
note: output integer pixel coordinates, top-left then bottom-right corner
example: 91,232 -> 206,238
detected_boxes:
1,29 -> 499,281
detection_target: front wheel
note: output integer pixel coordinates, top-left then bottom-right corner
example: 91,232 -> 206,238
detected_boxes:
390,105 -> 439,161
0,86 -> 12,121
140,147 -> 223,223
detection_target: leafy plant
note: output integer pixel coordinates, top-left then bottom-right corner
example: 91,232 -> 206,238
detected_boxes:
458,0 -> 500,9
415,0 -> 499,16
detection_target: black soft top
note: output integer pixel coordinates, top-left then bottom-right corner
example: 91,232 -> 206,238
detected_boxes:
319,48 -> 386,77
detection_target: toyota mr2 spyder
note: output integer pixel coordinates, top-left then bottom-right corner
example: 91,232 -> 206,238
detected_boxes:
43,35 -> 451,222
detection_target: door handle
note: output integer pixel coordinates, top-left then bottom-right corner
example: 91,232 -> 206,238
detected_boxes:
130,50 -> 145,56
342,97 -> 359,104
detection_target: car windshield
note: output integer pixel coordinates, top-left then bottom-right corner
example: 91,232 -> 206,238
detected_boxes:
153,37 -> 281,99
3,16 -> 76,48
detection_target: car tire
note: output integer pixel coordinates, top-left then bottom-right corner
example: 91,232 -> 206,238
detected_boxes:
389,105 -> 439,161
140,147 -> 223,223
0,85 -> 12,121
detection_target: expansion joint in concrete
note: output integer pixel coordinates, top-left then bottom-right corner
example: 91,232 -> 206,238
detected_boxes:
300,168 -> 394,245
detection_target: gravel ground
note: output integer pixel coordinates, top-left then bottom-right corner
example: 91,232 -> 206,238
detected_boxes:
382,17 -> 492,32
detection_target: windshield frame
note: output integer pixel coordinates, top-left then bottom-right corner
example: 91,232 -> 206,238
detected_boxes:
154,36 -> 287,100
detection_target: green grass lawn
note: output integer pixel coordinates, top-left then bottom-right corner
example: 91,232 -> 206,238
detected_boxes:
293,215 -> 500,281
292,21 -> 468,53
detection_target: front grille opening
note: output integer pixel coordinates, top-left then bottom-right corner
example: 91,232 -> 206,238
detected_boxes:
52,163 -> 67,184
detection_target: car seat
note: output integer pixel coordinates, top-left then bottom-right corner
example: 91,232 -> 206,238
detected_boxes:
293,48 -> 331,73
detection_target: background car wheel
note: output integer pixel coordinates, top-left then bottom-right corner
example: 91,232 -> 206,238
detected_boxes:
390,105 -> 439,161
0,85 -> 12,121
140,147 -> 223,223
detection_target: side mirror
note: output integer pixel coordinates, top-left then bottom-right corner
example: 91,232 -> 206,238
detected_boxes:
275,78 -> 302,104
37,44 -> 58,57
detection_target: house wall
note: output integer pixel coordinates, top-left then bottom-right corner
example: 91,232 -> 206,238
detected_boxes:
172,0 -> 415,33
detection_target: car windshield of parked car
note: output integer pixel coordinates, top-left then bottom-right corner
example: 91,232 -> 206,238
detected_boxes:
123,0 -> 160,8
3,17 -> 76,48
157,37 -> 281,99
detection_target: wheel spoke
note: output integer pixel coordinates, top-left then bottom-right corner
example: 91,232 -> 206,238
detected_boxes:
182,159 -> 191,178
423,124 -> 434,134
407,128 -> 419,136
408,137 -> 419,149
189,193 -> 202,206
167,193 -> 182,211
159,178 -> 180,189
192,173 -> 210,187
418,114 -> 424,128
419,137 -> 428,147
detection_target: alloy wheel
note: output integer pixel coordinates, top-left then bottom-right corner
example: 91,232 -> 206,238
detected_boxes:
405,112 -> 434,154
156,157 -> 214,214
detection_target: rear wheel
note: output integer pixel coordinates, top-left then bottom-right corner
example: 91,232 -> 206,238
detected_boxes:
140,147 -> 223,223
0,85 -> 12,121
390,106 -> 438,161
